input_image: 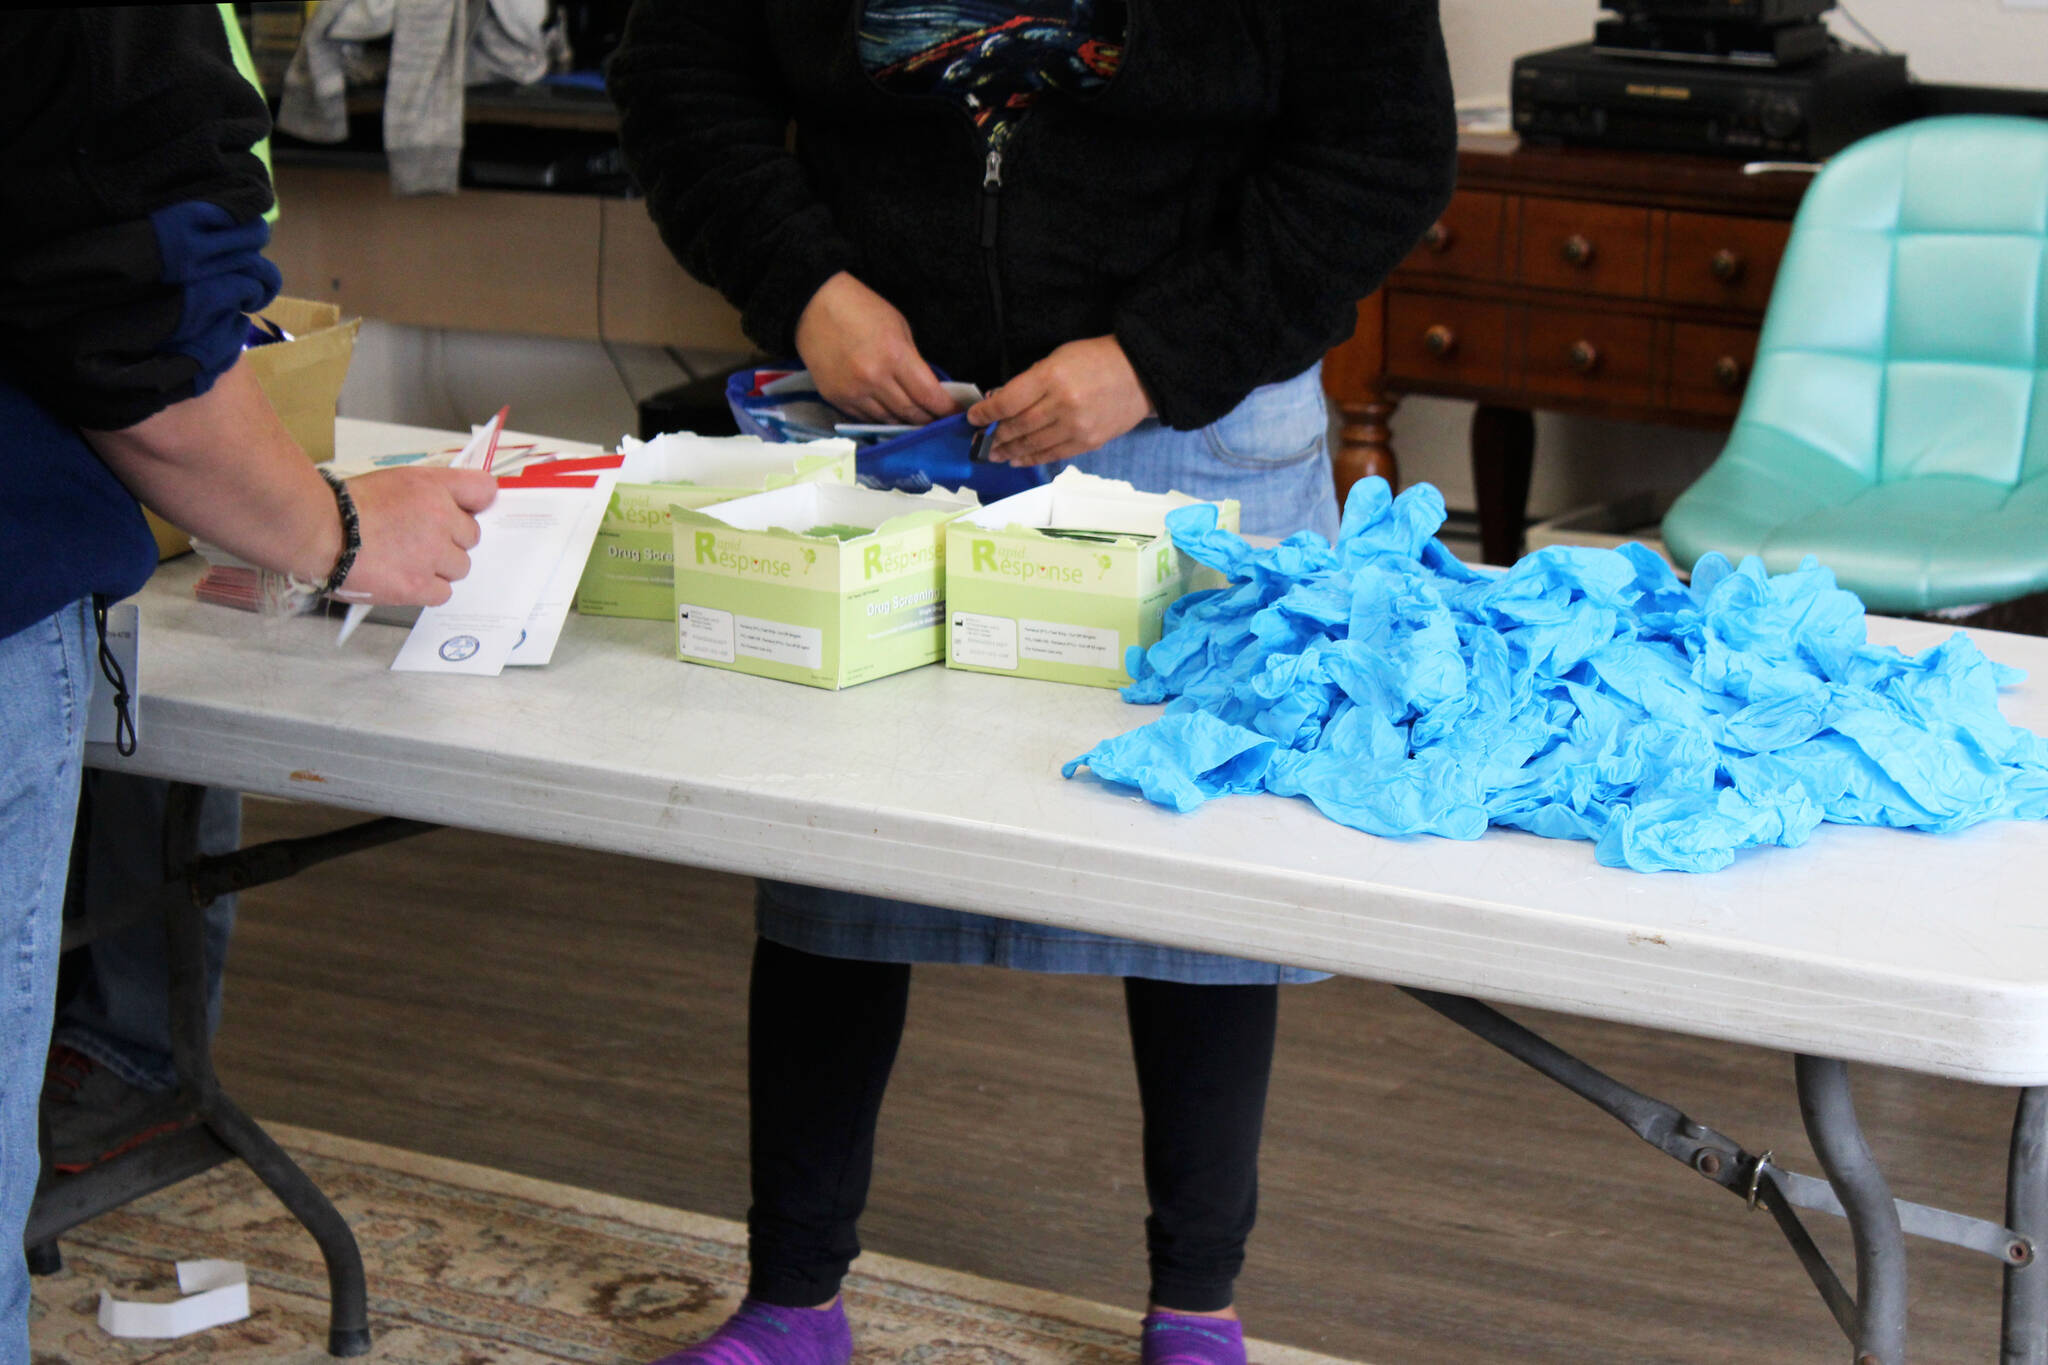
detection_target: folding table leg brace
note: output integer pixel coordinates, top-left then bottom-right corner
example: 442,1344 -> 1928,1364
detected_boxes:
24,782 -> 436,1358
1404,989 -> 2048,1364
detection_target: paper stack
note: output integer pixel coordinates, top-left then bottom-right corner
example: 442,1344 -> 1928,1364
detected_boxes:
386,409 -> 624,675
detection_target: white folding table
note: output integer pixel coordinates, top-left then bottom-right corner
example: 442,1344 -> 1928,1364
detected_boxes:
74,420 -> 2048,1364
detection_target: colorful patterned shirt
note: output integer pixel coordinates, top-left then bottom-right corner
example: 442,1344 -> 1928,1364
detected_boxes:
859,0 -> 1126,153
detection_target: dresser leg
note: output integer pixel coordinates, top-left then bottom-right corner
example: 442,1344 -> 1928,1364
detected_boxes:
1472,404 -> 1535,566
1331,392 -> 1399,510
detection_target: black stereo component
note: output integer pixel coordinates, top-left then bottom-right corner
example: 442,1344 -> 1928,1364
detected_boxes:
1593,15 -> 1835,67
1512,42 -> 1910,159
1604,0 -> 1835,22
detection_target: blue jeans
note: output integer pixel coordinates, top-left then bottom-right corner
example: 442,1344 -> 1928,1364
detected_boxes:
0,601 -> 94,1365
53,776 -> 238,1094
1069,362 -> 1339,542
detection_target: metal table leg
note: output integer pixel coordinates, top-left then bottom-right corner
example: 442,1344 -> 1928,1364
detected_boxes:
1404,989 -> 2048,1362
163,784 -> 373,1356
202,1094 -> 370,1356
1797,1056 -> 1908,1364
2006,1088 -> 2048,1364
29,783 -> 433,1357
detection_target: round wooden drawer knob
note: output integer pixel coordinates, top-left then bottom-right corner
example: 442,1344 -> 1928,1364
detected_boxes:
1423,324 -> 1458,358
1560,234 -> 1597,269
1567,340 -> 1601,375
1422,222 -> 1453,254
1713,355 -> 1747,391
1711,248 -> 1747,284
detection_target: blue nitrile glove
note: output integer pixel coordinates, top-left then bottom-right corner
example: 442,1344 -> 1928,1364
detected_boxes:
1061,710 -> 1279,813
1066,475 -> 2048,874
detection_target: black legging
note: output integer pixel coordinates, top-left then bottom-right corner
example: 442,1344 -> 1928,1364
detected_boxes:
746,936 -> 1277,1312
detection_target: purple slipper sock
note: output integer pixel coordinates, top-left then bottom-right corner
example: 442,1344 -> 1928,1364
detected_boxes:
1141,1311 -> 1247,1365
648,1297 -> 853,1365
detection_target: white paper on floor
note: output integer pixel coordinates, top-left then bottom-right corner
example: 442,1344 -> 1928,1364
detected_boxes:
97,1258 -> 250,1339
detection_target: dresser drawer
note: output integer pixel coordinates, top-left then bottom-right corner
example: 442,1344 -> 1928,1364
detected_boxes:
1395,191 -> 1509,283
1667,322 -> 1759,418
1518,197 -> 1653,298
1661,212 -> 1790,313
1385,292 -> 1511,388
1521,307 -> 1656,406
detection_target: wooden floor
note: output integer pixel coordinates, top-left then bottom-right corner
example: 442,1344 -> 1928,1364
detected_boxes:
214,796 -> 2022,1365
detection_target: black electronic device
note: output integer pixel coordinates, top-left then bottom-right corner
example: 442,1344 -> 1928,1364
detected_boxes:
1603,0 -> 1835,22
1594,15 -> 1834,67
1512,42 -> 1911,158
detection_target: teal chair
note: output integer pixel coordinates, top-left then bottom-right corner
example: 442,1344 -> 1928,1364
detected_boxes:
1662,116 -> 2048,614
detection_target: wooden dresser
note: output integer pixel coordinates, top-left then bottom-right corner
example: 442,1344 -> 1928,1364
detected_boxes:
1322,137 -> 1814,564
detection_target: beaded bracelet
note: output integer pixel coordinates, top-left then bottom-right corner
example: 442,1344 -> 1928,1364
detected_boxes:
291,467 -> 361,597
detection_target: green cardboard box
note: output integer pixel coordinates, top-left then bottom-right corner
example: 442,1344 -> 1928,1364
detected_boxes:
575,433 -> 856,620
944,470 -> 1239,689
671,482 -> 978,690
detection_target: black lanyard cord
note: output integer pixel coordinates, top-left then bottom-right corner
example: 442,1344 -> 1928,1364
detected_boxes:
90,594 -> 137,757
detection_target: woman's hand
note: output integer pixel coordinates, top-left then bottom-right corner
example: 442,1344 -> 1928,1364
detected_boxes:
795,272 -> 958,425
332,466 -> 498,606
968,336 -> 1154,466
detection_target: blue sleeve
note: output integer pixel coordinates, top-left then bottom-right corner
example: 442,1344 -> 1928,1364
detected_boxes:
152,201 -> 284,401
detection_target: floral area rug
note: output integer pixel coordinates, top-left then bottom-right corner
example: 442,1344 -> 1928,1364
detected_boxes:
29,1124 -> 1355,1365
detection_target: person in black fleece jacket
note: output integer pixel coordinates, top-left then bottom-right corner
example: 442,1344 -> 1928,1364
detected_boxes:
610,5 -> 1454,1364
0,12 -> 497,1354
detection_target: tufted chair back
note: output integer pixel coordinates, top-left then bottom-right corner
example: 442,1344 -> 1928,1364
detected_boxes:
1661,116 -> 2048,613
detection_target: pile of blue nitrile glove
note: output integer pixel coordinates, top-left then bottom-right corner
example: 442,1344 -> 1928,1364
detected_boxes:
1062,478 -> 2048,873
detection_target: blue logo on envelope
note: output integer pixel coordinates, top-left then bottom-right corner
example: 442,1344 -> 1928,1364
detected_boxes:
440,635 -> 481,662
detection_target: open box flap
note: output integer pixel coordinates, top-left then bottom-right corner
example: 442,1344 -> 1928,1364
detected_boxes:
964,468 -> 1229,539
674,481 -> 976,539
618,433 -> 854,487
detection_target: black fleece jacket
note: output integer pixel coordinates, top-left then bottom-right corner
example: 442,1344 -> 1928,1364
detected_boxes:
609,0 -> 1456,431
0,7 -> 274,430
0,7 -> 277,641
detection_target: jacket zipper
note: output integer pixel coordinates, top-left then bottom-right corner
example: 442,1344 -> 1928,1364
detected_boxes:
979,140 -> 1013,382
846,0 -> 1014,384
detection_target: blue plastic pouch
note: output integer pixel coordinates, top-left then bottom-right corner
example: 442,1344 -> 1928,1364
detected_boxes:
725,365 -> 1051,502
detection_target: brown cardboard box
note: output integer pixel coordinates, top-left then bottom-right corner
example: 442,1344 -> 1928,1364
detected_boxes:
144,296 -> 361,559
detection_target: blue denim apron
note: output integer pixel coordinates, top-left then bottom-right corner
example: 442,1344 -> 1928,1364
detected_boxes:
758,365 -> 1336,983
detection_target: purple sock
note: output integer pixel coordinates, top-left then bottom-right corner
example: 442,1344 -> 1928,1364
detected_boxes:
1141,1311 -> 1247,1365
648,1297 -> 853,1365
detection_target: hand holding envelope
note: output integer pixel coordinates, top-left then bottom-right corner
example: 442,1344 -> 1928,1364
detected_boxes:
338,407 -> 626,675
336,409 -> 508,645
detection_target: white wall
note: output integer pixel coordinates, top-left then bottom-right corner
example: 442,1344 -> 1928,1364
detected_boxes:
337,319 -> 751,447
1401,0 -> 2048,524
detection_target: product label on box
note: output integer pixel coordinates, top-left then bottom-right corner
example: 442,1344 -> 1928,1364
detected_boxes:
737,616 -> 823,670
677,603 -> 737,662
950,611 -> 1018,670
1020,618 -> 1120,671
870,597 -> 943,641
